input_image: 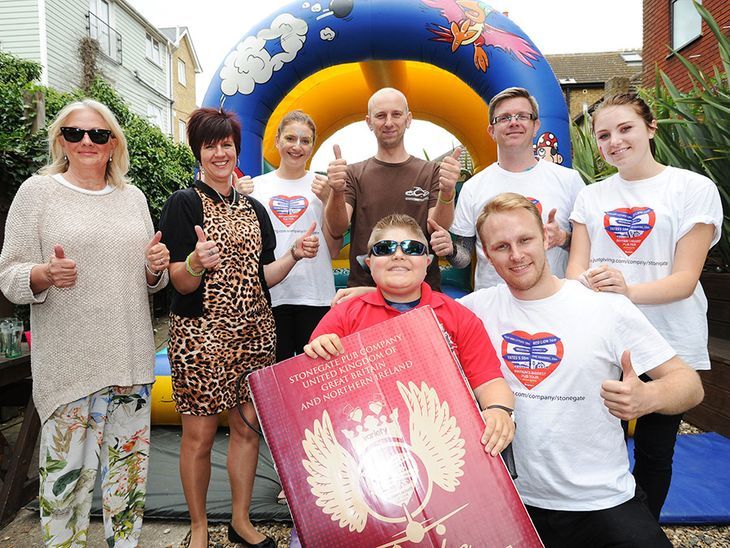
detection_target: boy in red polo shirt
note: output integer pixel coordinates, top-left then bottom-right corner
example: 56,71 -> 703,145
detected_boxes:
304,213 -> 515,455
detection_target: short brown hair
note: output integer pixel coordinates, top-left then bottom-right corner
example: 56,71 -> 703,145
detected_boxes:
476,192 -> 543,237
187,107 -> 242,164
592,92 -> 655,130
277,110 -> 316,142
488,87 -> 539,123
367,214 -> 427,250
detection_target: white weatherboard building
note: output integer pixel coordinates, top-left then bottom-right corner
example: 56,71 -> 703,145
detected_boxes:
0,0 -> 174,134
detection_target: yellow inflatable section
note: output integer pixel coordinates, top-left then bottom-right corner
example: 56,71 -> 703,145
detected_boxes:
261,60 -> 497,173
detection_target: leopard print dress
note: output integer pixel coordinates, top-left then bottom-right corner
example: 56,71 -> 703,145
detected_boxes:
168,188 -> 276,415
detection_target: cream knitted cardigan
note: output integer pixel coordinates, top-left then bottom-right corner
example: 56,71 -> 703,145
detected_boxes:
0,175 -> 168,422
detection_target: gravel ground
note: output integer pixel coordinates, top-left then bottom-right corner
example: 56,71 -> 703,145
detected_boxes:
182,521 -> 730,548
178,420 -> 730,548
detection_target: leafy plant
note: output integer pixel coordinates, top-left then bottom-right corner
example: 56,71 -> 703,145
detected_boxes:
648,0 -> 730,267
569,112 -> 616,184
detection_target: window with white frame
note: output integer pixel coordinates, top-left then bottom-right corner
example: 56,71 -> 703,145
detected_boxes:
177,59 -> 187,85
147,103 -> 163,129
146,34 -> 161,65
88,0 -> 111,59
672,0 -> 702,50
179,120 -> 187,144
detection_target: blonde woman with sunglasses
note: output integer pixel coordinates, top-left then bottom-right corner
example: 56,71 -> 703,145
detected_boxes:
0,99 -> 169,547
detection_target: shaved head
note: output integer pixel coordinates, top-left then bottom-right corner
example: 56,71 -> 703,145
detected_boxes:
368,87 -> 409,115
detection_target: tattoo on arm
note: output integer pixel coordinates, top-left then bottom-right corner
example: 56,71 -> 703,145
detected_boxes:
449,234 -> 475,268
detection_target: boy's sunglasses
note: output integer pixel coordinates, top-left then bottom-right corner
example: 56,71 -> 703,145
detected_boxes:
369,239 -> 427,257
60,127 -> 113,144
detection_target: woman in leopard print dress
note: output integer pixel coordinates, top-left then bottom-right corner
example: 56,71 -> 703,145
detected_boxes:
159,108 -> 319,548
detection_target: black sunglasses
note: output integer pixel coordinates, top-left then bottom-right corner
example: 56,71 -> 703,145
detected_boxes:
60,127 -> 113,144
369,239 -> 427,257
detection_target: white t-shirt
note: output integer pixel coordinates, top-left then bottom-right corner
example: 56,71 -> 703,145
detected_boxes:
451,160 -> 585,289
459,280 -> 676,511
570,166 -> 722,370
250,171 -> 335,307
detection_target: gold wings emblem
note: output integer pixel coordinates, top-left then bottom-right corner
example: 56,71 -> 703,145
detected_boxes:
302,411 -> 369,531
397,380 -> 465,491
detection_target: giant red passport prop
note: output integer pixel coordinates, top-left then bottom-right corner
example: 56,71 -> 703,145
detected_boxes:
249,307 -> 541,547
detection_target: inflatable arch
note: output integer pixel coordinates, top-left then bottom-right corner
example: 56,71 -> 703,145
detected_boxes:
153,1 -> 575,424
201,0 -> 573,174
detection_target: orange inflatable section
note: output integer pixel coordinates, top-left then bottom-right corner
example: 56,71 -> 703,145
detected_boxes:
261,60 -> 497,173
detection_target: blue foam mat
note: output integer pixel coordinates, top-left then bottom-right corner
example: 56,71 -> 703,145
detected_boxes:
628,433 -> 730,524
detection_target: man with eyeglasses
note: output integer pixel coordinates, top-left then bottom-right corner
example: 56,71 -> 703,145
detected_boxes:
304,213 -> 516,456
325,88 -> 462,291
430,87 -> 585,290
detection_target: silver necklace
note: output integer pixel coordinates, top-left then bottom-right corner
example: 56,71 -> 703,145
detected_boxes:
212,186 -> 237,212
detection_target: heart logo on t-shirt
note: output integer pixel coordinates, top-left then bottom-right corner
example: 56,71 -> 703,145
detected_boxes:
524,196 -> 543,215
270,195 -> 309,227
603,207 -> 655,256
501,331 -> 564,390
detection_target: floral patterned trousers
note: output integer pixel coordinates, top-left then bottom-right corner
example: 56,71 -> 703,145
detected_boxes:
38,384 -> 151,547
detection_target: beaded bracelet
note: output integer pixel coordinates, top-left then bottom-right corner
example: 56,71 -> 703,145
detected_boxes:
185,253 -> 205,277
290,245 -> 302,262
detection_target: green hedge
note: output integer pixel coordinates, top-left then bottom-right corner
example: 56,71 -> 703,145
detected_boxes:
0,51 -> 195,222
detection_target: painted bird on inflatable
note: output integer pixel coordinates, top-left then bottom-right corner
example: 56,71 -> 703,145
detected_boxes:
423,0 -> 540,72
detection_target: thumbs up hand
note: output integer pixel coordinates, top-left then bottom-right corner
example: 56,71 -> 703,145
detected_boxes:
292,221 -> 320,261
438,147 -> 462,197
545,208 -> 569,249
428,218 -> 453,258
194,225 -> 221,270
326,145 -> 348,193
145,231 -> 169,274
47,244 -> 77,288
311,173 -> 330,202
601,351 -> 650,420
235,174 -> 254,195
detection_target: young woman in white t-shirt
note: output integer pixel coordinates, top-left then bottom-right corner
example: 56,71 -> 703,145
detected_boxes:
239,110 -> 341,363
566,93 -> 722,520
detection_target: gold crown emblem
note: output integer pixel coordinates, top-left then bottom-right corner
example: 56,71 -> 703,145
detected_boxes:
342,400 -> 403,455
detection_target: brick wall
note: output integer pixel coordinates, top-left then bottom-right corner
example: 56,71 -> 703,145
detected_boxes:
643,0 -> 730,90
566,87 -> 605,119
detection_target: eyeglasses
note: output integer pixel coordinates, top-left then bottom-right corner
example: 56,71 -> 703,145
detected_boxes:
60,127 -> 113,144
369,240 -> 427,257
491,112 -> 535,125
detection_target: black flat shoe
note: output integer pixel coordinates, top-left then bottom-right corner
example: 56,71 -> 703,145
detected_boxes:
227,523 -> 276,547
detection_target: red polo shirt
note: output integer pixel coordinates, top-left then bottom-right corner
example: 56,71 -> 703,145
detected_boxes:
310,283 -> 502,389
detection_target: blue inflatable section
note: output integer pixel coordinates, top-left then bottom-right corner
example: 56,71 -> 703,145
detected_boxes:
629,433 -> 730,524
155,347 -> 170,376
202,0 -> 570,176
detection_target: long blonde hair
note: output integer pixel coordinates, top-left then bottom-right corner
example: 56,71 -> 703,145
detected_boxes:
40,99 -> 130,187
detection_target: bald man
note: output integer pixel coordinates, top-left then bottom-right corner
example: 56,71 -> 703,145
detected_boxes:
325,87 -> 461,289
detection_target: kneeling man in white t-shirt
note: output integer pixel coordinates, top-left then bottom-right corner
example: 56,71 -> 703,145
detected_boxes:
457,192 -> 703,548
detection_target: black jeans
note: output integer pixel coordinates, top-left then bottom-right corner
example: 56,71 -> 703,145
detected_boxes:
526,491 -> 671,548
628,375 -> 684,520
272,304 -> 330,362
